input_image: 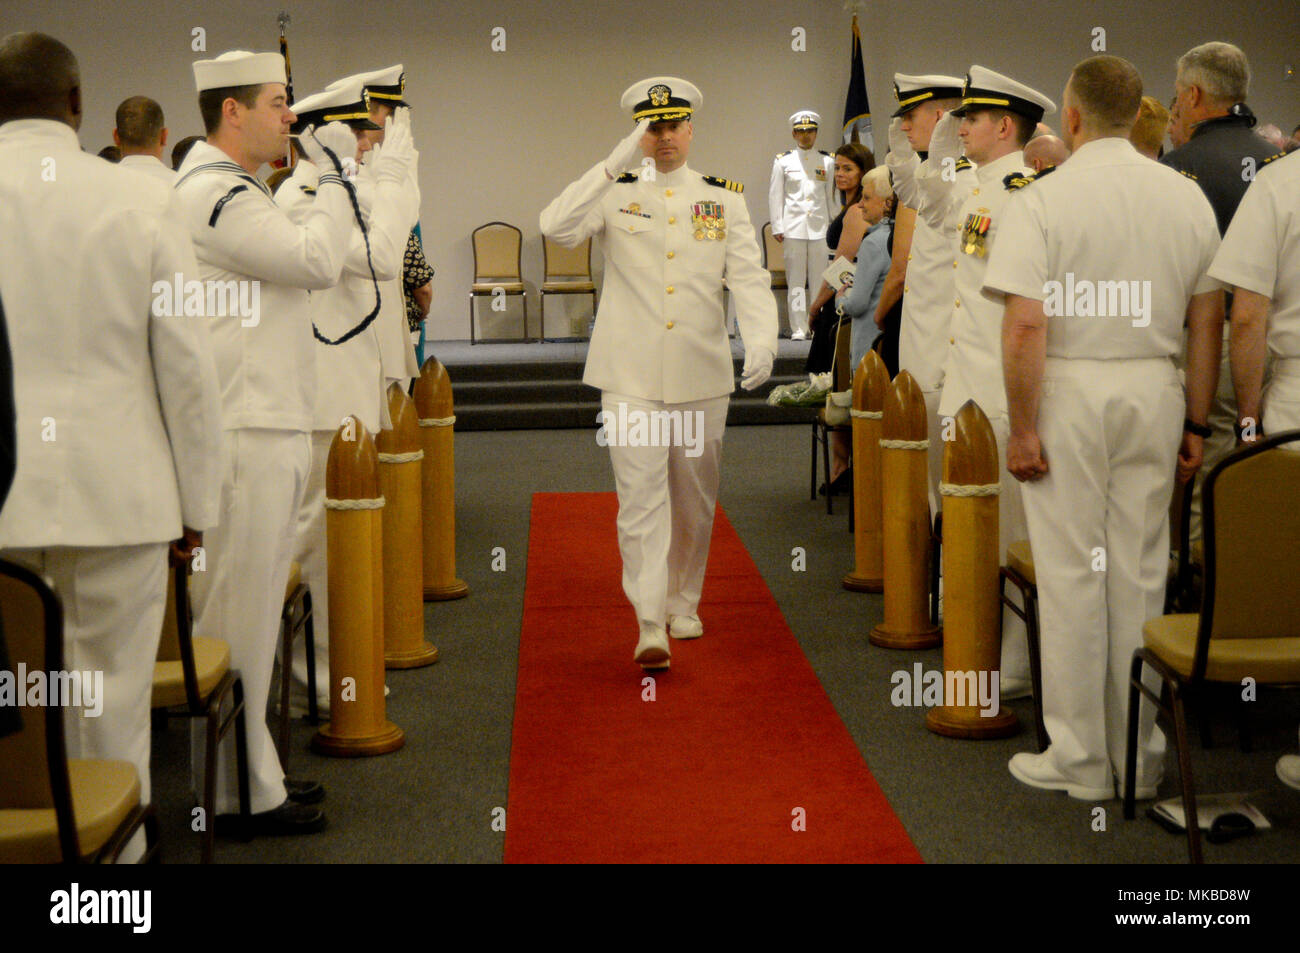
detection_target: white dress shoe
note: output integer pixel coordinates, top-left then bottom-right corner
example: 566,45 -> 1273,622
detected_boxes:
668,614 -> 704,640
634,623 -> 670,670
791,329 -> 807,340
1277,755 -> 1300,792
1008,751 -> 1114,801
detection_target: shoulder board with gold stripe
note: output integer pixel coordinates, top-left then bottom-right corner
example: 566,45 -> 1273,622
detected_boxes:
819,150 -> 831,157
703,174 -> 744,193
615,172 -> 638,183
778,149 -> 793,157
1178,168 -> 1198,181
1261,151 -> 1287,166
954,157 -> 973,172
300,185 -> 317,195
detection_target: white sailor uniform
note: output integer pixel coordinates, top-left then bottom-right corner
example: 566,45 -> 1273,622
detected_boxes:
769,147 -> 836,336
174,140 -> 354,813
985,136 -> 1222,794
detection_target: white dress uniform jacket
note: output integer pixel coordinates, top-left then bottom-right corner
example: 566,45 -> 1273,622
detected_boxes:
1209,151 -> 1300,431
541,161 -> 778,403
0,119 -> 221,547
119,153 -> 177,185
173,140 -> 354,432
768,148 -> 836,240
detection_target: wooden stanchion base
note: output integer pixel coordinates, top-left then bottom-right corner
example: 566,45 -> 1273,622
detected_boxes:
925,705 -> 1019,739
842,572 -> 883,592
385,643 -> 440,669
423,579 -> 469,601
310,721 -> 405,757
868,623 -> 942,649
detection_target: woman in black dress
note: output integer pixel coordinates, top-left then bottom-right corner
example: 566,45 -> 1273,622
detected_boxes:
804,142 -> 875,377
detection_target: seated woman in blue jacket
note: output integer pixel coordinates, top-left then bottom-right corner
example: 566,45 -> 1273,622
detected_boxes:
835,166 -> 894,375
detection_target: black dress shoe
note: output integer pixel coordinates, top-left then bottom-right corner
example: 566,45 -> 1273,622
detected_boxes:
819,469 -> 853,497
285,778 -> 325,805
216,800 -> 327,838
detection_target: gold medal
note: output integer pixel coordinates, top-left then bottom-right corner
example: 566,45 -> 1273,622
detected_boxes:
707,228 -> 717,240
716,228 -> 726,240
695,229 -> 705,241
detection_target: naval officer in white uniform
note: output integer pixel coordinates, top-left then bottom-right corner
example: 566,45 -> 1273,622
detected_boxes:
893,67 -> 1056,698
883,73 -> 967,510
541,77 -> 778,670
280,83 -> 420,712
0,32 -> 222,859
987,55 -> 1222,800
768,110 -> 835,340
174,49 -> 358,835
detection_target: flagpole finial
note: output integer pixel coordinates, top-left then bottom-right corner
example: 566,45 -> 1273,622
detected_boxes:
278,11 -> 290,31
842,0 -> 870,14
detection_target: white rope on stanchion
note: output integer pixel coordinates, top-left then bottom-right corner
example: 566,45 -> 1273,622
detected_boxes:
879,438 -> 930,450
419,416 -> 456,427
850,409 -> 883,419
939,482 -> 1001,497
377,450 -> 424,464
324,496 -> 386,510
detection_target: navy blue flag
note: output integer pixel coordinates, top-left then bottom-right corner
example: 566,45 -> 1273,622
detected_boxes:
842,16 -> 872,147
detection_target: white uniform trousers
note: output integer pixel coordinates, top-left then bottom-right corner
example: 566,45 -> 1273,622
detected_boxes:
923,386 -> 945,518
190,428 -> 311,814
284,430 -> 334,709
782,237 -> 828,336
601,391 -> 729,625
1020,357 -> 1181,791
2,543 -> 167,861
1263,358 -> 1300,433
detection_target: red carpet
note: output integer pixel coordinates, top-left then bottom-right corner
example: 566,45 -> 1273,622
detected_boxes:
505,492 -> 921,863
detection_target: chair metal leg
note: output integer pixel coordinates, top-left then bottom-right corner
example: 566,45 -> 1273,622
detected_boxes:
469,294 -> 477,345
1169,683 -> 1203,863
232,677 -> 252,831
539,292 -> 547,344
303,588 -> 319,726
203,698 -> 219,863
1025,583 -> 1048,752
1123,651 -> 1145,821
847,468 -> 854,533
823,426 -> 833,515
810,422 -> 818,501
277,612 -> 292,767
930,514 -> 942,627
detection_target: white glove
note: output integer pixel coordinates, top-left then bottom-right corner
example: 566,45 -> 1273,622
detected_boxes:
886,116 -> 921,206
928,112 -> 963,166
740,348 -> 775,391
370,108 -> 417,184
605,118 -> 650,177
300,120 -> 357,175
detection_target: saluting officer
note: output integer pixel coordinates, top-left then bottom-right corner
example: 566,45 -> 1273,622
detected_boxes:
903,66 -> 1056,698
768,110 -> 835,340
330,64 -> 421,388
882,73 -> 967,508
987,55 -> 1222,801
541,77 -> 778,671
175,50 -> 358,835
280,81 -> 420,713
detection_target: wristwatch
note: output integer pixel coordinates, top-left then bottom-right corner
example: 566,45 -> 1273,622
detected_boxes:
1183,418 -> 1212,439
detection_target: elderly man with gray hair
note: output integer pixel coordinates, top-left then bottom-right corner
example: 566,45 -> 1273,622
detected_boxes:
1164,42 -> 1284,541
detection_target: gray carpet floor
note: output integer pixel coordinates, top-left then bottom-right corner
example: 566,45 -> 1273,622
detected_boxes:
150,422 -> 1300,863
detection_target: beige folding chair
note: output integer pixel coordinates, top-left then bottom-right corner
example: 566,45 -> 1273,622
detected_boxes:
1123,430 -> 1300,863
541,236 -> 597,341
469,222 -> 530,343
762,222 -> 788,292
0,559 -> 158,863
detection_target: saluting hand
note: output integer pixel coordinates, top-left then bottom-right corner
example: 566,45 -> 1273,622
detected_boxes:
605,119 -> 651,178
1007,431 -> 1049,482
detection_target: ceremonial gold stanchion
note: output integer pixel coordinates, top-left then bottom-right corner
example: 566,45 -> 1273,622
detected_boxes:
378,384 -> 439,668
414,356 -> 469,601
927,401 -> 1018,737
311,417 -> 405,757
843,350 -> 889,592
869,371 -> 942,649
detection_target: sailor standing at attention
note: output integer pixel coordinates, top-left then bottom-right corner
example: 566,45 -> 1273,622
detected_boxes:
768,110 -> 835,340
174,49 -> 357,836
541,77 -> 778,671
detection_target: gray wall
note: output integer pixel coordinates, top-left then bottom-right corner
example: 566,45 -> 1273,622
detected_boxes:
5,0 -> 1297,340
